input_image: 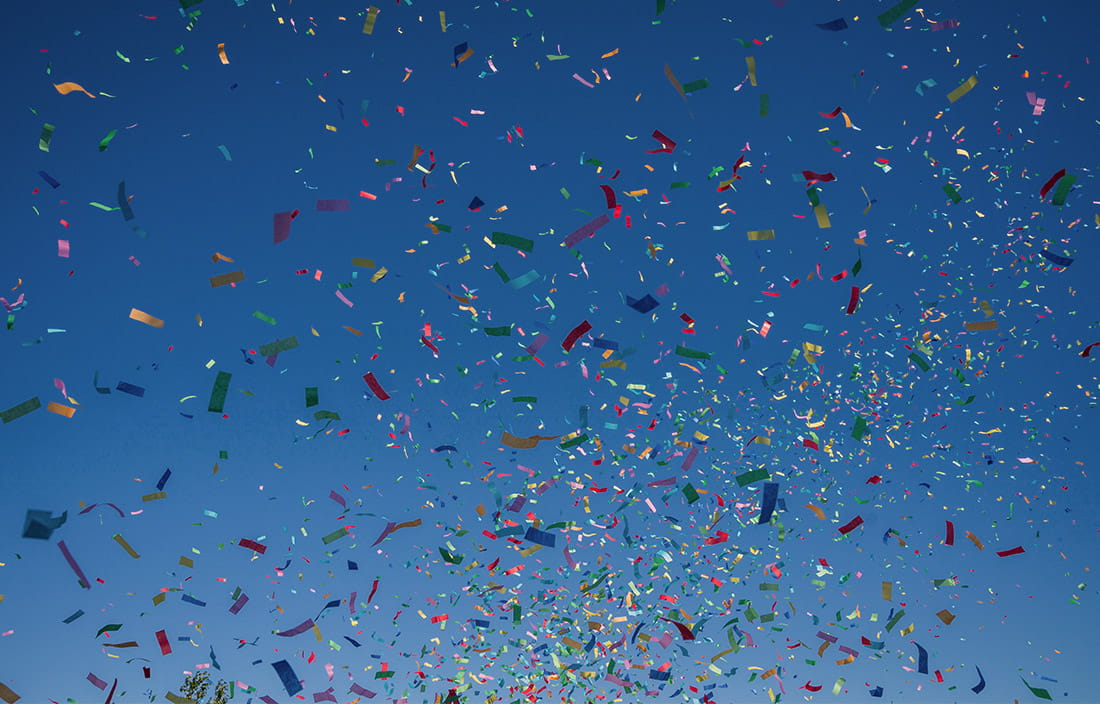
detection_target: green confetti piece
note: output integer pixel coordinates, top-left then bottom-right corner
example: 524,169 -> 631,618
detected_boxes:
852,415 -> 868,441
1051,174 -> 1076,206
681,78 -> 709,94
877,0 -> 918,27
675,345 -> 711,360
656,0 -> 665,15
560,187 -> 570,199
1020,679 -> 1053,701
96,623 -> 123,637
511,396 -> 537,403
736,468 -> 770,487
852,253 -> 863,276
258,336 -> 299,356
560,433 -> 588,449
942,183 -> 962,204
313,410 -> 341,421
682,484 -> 700,504
305,387 -> 319,407
208,371 -> 232,413
1,397 -> 41,424
252,311 -> 277,325
39,123 -> 55,152
670,181 -> 691,189
98,129 -> 118,152
484,325 -> 512,336
439,547 -> 464,564
885,608 -> 905,631
89,202 -> 119,211
492,262 -> 510,282
908,352 -> 931,371
759,94 -> 769,116
491,232 -> 534,252
321,527 -> 349,545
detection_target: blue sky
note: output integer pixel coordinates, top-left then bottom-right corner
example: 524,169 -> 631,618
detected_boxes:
1,0 -> 1098,702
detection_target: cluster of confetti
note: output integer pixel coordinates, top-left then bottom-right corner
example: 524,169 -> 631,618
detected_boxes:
2,0 -> 1098,703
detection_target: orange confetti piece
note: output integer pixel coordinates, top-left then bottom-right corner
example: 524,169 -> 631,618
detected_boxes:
804,504 -> 826,520
129,308 -> 164,328
53,82 -> 95,98
47,401 -> 76,418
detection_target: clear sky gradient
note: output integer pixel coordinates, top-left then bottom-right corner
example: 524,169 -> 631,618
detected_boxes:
1,0 -> 1098,703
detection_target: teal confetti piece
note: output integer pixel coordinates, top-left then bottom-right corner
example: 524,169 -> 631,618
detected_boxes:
208,372 -> 232,413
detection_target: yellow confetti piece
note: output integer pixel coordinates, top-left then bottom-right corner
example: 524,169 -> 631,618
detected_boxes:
362,6 -> 380,34
813,204 -> 831,229
947,75 -> 978,103
745,56 -> 757,86
113,534 -> 141,559
129,308 -> 164,328
746,229 -> 775,241
964,320 -> 998,331
439,10 -> 446,32
53,82 -> 96,98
